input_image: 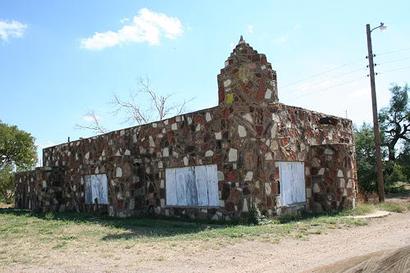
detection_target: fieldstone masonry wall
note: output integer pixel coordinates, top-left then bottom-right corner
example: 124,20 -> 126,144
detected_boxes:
15,37 -> 357,220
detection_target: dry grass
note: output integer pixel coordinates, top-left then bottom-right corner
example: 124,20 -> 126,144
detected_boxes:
0,208 -> 369,268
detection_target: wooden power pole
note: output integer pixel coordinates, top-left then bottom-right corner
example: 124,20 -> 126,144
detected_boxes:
366,23 -> 385,202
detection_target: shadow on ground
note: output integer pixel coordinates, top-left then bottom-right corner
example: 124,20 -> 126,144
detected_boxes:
0,208 -> 227,240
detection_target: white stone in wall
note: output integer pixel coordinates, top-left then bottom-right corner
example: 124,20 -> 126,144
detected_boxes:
183,156 -> 189,166
261,65 -> 266,70
145,167 -> 151,174
162,147 -> 169,157
255,180 -> 260,189
219,200 -> 225,207
265,89 -> 272,99
244,171 -> 253,181
129,199 -> 135,210
172,151 -> 179,158
196,124 -> 201,131
270,140 -> 278,152
164,120 -> 168,125
160,179 -> 165,189
272,113 -> 280,123
318,168 -> 325,175
120,130 -> 125,136
305,167 -> 310,176
347,179 -> 353,188
95,167 -> 99,174
124,149 -> 131,156
265,183 -> 272,196
233,163 -> 237,169
116,167 -> 123,178
337,169 -> 344,177
324,148 -> 334,155
270,123 -> 278,137
133,134 -> 138,143
139,146 -> 146,154
215,132 -> 222,140
343,188 -> 347,196
205,150 -> 214,157
158,161 -> 163,169
242,199 -> 249,212
160,199 -> 165,207
306,188 -> 312,198
149,136 -> 155,147
206,112 -> 212,122
84,152 -> 90,160
339,178 -> 345,188
176,116 -> 181,122
238,125 -> 247,137
243,113 -> 253,123
171,123 -> 178,130
224,79 -> 231,87
224,60 -> 229,67
228,148 -> 238,162
265,152 -> 273,160
42,180 -> 47,188
313,183 -> 320,193
152,122 -> 157,128
187,116 -> 192,125
217,171 -> 224,181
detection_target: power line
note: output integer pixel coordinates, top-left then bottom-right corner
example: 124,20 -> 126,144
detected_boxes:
377,47 -> 410,56
286,76 -> 366,101
280,60 -> 363,88
379,65 -> 410,74
377,56 -> 410,65
280,66 -> 367,92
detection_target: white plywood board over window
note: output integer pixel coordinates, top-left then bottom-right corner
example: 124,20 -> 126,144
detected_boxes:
165,164 -> 219,207
84,174 -> 109,205
277,162 -> 306,206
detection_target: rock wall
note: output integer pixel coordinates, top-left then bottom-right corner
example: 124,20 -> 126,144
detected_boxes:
309,144 -> 357,212
15,167 -> 65,212
16,102 -> 355,220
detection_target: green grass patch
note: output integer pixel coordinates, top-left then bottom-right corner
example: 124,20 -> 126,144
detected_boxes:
341,203 -> 376,216
377,202 -> 408,213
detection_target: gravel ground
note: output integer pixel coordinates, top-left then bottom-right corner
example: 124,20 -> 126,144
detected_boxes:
2,210 -> 409,273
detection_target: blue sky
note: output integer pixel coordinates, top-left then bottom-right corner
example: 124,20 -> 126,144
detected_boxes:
1,1 -> 409,164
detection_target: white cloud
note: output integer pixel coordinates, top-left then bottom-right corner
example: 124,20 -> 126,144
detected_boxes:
0,20 -> 27,41
246,25 -> 254,34
81,8 -> 183,50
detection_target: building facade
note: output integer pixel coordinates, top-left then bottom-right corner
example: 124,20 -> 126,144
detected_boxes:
15,37 -> 357,220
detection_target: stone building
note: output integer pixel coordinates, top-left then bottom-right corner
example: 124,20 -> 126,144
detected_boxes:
15,37 -> 357,220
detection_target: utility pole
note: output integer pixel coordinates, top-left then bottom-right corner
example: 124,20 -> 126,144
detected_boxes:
366,23 -> 385,202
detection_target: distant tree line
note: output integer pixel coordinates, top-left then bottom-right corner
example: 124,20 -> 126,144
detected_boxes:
0,121 -> 37,203
355,84 -> 410,193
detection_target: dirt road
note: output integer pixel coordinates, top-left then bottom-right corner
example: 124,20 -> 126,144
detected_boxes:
4,211 -> 409,273
135,212 -> 410,273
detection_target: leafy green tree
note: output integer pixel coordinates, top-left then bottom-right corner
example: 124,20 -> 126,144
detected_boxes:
0,121 -> 37,203
379,84 -> 410,161
397,141 -> 410,180
354,123 -> 378,192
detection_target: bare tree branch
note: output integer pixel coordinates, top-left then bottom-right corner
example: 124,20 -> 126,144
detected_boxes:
77,77 -> 194,135
75,111 -> 107,135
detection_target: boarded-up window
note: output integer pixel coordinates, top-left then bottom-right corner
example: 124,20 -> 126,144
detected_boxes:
277,162 -> 306,206
84,174 -> 109,204
165,164 -> 219,207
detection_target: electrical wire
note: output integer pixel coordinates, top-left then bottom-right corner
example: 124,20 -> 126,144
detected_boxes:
280,61 -> 363,88
377,47 -> 410,56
